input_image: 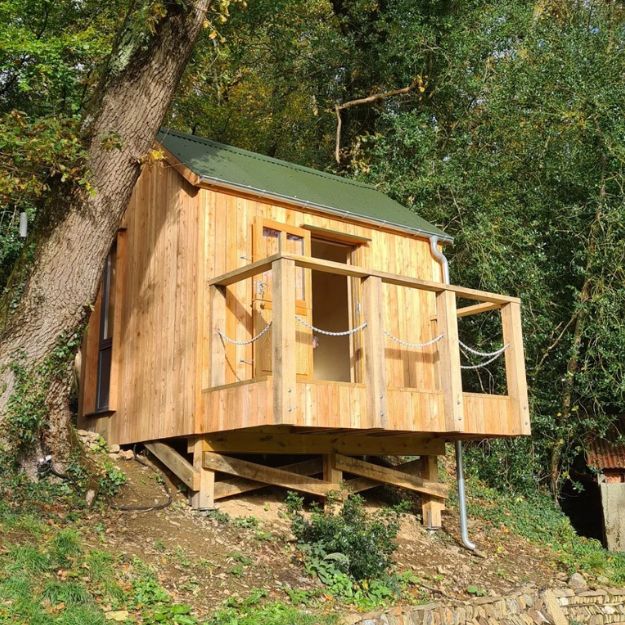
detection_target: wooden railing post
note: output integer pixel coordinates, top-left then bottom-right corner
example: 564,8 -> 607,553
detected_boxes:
436,289 -> 464,431
209,285 -> 227,388
362,276 -> 387,429
272,258 -> 297,424
501,302 -> 530,435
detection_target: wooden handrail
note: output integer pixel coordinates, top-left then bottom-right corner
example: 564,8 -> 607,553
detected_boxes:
208,253 -> 282,286
456,302 -> 502,318
209,252 -> 520,305
207,253 -> 528,435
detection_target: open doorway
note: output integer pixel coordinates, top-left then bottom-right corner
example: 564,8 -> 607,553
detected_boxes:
311,239 -> 353,382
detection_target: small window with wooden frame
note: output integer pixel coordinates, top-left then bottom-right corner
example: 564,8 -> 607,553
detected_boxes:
95,242 -> 117,412
79,232 -> 125,417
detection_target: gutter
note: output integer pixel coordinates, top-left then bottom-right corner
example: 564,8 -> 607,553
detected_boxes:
429,236 -> 476,552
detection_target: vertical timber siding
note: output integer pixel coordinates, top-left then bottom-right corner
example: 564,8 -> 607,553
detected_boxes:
79,162 -> 201,444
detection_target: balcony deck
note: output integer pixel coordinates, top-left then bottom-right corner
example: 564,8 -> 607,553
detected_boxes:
201,253 -> 530,442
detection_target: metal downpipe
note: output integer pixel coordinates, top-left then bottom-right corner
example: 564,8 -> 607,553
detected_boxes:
429,236 -> 476,551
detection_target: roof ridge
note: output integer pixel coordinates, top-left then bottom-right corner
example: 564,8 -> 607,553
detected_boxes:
158,128 -> 378,192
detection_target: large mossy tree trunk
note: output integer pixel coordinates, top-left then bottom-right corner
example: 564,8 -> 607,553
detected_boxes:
0,0 -> 210,474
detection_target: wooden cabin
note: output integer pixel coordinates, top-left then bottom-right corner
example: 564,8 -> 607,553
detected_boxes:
78,128 -> 530,526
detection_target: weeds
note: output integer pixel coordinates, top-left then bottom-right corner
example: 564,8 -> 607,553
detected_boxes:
464,478 -> 625,584
285,492 -> 421,609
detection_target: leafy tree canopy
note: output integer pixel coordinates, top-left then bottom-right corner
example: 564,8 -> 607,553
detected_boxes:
3,0 -> 625,495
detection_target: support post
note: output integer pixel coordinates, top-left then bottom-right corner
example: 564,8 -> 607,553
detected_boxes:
272,258 -> 297,424
191,439 -> 215,511
420,455 -> 444,529
436,289 -> 464,431
323,453 -> 343,508
362,276 -> 387,428
500,302 -> 530,435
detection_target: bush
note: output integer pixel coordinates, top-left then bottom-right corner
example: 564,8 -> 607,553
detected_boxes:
285,492 -> 402,582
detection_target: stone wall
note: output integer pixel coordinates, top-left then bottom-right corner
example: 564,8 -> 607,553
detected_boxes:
348,586 -> 625,625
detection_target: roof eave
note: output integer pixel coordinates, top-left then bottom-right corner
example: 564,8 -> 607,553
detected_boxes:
198,174 -> 453,243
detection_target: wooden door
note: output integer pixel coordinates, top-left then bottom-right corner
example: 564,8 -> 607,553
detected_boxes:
252,218 -> 312,378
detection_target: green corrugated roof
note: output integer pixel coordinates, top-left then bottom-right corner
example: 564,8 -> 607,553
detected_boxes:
157,128 -> 451,240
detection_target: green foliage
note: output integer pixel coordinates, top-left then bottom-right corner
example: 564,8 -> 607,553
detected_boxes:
0,0 -> 121,294
285,492 -> 421,608
466,585 -> 486,597
466,478 -> 625,584
208,588 -> 337,625
286,492 -> 401,581
180,0 -> 625,495
97,463 -> 127,498
232,515 -> 259,529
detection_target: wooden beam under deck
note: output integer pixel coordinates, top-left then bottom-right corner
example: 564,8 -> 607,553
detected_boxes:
214,458 -> 323,500
192,428 -> 446,456
145,441 -> 199,490
202,452 -> 336,497
334,454 -> 448,500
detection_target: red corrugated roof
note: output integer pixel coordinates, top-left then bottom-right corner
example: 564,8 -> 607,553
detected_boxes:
586,439 -> 625,470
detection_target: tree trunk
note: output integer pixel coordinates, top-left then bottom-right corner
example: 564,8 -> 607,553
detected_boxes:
0,0 -> 211,473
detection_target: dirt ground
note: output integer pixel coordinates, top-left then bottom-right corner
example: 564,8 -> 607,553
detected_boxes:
85,454 -> 564,620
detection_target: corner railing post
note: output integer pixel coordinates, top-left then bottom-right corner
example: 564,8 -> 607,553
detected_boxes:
272,257 -> 297,424
500,302 -> 530,434
436,288 -> 464,431
362,275 -> 387,429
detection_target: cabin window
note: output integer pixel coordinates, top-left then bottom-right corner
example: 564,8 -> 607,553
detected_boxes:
260,226 -> 307,301
96,243 -> 117,411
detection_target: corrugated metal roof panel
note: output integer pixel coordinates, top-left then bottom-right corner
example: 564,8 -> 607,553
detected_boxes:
586,439 -> 625,470
157,128 -> 451,241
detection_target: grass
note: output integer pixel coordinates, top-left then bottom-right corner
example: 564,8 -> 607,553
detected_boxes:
0,497 -> 335,625
463,478 -> 625,584
208,590 -> 338,625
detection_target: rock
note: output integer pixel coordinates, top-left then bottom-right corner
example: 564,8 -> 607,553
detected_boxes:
105,610 -> 129,621
109,444 -> 121,453
119,449 -> 135,460
85,489 -> 96,507
568,573 -> 588,591
597,575 -> 610,586
77,429 -> 100,440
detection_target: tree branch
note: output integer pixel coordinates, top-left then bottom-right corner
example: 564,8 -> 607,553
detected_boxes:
334,77 -> 422,164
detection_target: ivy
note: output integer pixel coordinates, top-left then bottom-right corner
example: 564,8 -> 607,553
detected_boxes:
1,331 -> 82,469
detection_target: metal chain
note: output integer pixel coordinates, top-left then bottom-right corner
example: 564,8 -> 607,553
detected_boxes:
295,316 -> 368,336
217,321 -> 272,345
383,330 -> 444,349
460,351 -> 507,370
459,340 -> 509,358
459,341 -> 509,370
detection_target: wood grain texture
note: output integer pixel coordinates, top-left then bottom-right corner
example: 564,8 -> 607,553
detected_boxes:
334,454 -> 448,499
197,425 -> 446,455
436,289 -> 464,431
105,162 -> 200,444
214,458 -> 322,499
145,441 -> 199,490
202,452 -> 335,496
501,302 -> 531,435
79,164 -> 530,446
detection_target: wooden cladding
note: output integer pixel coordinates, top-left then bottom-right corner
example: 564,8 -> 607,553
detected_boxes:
79,161 -> 529,446
205,251 -> 529,437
